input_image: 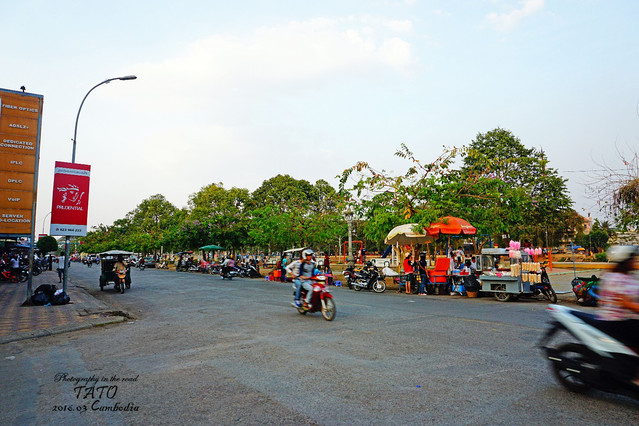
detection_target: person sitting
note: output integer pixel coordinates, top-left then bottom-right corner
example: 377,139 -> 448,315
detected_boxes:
297,250 -> 316,309
287,253 -> 304,307
113,256 -> 128,289
222,256 -> 235,275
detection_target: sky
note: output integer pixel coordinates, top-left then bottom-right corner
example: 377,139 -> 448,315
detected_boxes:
2,0 -> 638,233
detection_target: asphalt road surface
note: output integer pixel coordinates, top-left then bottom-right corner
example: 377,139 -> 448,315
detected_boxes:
2,266 -> 638,425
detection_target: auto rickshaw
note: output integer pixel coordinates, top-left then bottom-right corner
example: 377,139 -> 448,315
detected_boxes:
99,250 -> 133,293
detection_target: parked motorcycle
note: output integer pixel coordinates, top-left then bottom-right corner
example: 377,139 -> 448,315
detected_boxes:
292,275 -> 336,321
530,264 -> 557,303
0,266 -> 28,283
539,304 -> 639,399
345,264 -> 386,293
31,262 -> 43,276
571,275 -> 599,306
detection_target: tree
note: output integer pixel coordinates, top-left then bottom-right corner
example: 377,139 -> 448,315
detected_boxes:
461,128 -> 574,246
340,129 -> 574,250
587,147 -> 639,230
36,236 -> 59,254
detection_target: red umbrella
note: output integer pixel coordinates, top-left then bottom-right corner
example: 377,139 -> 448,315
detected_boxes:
426,216 -> 477,237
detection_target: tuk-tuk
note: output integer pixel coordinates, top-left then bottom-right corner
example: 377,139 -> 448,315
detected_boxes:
99,250 -> 133,293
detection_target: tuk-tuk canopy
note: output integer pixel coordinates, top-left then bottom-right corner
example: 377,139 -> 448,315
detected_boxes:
99,250 -> 134,256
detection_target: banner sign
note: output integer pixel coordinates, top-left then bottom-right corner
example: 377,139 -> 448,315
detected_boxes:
0,88 -> 43,236
50,162 -> 91,236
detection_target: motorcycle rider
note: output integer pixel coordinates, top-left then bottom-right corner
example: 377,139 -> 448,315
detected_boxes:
287,253 -> 304,307
222,256 -> 235,276
297,249 -> 316,309
113,255 -> 127,289
596,245 -> 639,385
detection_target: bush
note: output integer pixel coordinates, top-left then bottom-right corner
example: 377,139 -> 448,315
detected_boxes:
595,253 -> 607,262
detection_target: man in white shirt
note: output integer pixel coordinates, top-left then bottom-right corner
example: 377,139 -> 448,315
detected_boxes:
56,251 -> 66,283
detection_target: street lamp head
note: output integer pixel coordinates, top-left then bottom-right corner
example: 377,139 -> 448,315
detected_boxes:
344,209 -> 354,222
118,75 -> 137,81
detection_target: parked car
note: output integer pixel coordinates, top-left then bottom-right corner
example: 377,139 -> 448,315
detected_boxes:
143,257 -> 156,268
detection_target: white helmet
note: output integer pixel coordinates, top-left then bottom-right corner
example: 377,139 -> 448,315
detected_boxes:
607,245 -> 639,263
302,249 -> 314,258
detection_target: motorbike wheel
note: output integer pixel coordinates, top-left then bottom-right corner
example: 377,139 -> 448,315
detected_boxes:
543,287 -> 558,304
32,267 -> 41,276
321,297 -> 336,321
353,283 -> 362,291
373,280 -> 386,293
120,281 -> 125,294
551,343 -> 596,394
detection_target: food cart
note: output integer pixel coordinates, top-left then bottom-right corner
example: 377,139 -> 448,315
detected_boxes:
477,247 -> 552,302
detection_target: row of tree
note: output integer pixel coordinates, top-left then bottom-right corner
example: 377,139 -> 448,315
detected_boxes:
76,128 -> 631,256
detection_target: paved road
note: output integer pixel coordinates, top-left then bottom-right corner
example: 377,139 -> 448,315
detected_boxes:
1,267 -> 637,425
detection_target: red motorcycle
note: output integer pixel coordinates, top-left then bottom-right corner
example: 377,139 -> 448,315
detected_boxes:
293,275 -> 336,321
0,267 -> 28,283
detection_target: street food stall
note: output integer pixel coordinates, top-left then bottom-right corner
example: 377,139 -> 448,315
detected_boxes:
477,244 -> 556,302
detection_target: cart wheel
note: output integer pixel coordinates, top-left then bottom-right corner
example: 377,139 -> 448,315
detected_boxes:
99,277 -> 105,291
493,285 -> 511,302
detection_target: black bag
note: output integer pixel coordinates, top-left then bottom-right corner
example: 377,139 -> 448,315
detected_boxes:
31,284 -> 58,305
51,291 -> 71,305
463,275 -> 481,292
31,292 -> 50,306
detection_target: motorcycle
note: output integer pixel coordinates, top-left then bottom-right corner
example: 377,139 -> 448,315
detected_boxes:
31,262 -> 43,276
571,275 -> 599,306
292,275 -> 336,321
221,267 -> 239,280
0,266 -> 28,283
539,304 -> 639,399
529,264 -> 557,303
115,268 -> 127,294
345,265 -> 386,293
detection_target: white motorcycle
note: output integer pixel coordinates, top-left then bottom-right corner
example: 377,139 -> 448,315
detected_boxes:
539,304 -> 639,399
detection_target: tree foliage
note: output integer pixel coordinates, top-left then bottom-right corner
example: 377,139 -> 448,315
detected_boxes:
36,235 -> 59,254
587,147 -> 639,230
340,128 -> 575,249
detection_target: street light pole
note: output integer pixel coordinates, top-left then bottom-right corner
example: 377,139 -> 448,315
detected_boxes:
345,210 -> 353,265
62,75 -> 137,293
41,211 -> 51,235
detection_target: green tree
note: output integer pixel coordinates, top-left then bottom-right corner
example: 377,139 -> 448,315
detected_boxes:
36,235 -> 59,254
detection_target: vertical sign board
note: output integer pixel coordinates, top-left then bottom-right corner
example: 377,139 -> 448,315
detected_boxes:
0,89 -> 43,237
50,162 -> 91,236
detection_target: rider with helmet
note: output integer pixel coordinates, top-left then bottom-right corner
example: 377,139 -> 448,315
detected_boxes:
597,245 -> 639,333
597,245 -> 639,385
296,249 -> 316,309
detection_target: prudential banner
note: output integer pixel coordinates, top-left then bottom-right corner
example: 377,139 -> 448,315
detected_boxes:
50,161 -> 91,236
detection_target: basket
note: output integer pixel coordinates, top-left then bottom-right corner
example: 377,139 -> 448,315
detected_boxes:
466,291 -> 479,298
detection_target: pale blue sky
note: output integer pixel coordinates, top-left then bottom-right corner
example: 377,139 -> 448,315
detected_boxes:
2,0 -> 638,230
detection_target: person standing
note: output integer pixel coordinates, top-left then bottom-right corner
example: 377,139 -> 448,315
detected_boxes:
323,253 -> 330,274
56,251 -> 66,283
416,252 -> 429,295
403,253 -> 415,294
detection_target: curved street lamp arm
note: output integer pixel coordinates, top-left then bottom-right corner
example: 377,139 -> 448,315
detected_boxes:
72,75 -> 136,162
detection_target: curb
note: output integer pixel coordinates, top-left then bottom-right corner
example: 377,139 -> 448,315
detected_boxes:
0,314 -> 128,345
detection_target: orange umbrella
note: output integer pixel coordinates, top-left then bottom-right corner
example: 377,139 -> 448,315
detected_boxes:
426,216 -> 476,237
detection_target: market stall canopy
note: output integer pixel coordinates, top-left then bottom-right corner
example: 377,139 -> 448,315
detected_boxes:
98,250 -> 134,255
384,223 -> 434,245
199,244 -> 225,250
426,216 -> 477,237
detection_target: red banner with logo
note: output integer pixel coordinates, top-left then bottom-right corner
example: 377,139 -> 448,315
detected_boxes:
50,161 -> 91,236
